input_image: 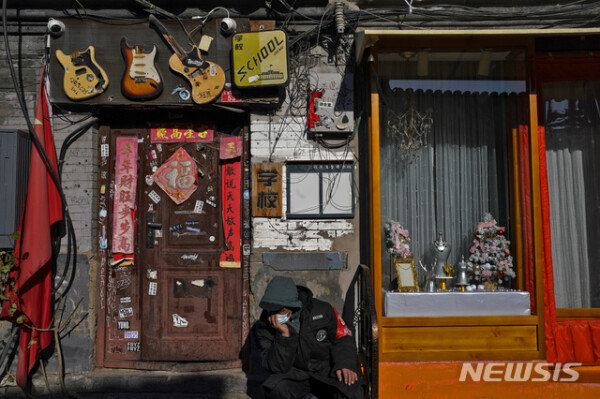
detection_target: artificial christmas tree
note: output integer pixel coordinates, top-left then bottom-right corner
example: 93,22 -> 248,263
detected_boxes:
467,213 -> 515,290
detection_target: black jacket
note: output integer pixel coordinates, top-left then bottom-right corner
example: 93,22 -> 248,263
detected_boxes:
256,286 -> 362,397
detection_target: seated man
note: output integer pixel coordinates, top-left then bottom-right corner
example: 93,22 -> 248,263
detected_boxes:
256,276 -> 364,399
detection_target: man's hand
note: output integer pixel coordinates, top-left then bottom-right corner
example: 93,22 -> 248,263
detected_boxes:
268,314 -> 290,337
335,368 -> 358,386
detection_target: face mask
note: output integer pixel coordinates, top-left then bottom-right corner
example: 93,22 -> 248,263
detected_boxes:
277,313 -> 290,325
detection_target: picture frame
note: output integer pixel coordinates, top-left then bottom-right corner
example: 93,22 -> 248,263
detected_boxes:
394,257 -> 419,292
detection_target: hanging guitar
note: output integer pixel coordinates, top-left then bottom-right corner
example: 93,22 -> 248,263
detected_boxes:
55,46 -> 109,101
121,37 -> 163,100
149,15 -> 225,105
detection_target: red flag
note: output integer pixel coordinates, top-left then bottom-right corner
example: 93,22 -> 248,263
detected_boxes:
0,67 -> 62,387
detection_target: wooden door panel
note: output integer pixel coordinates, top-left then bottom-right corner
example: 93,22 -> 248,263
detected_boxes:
97,121 -> 248,369
142,266 -> 241,361
139,130 -> 241,362
155,142 -> 223,251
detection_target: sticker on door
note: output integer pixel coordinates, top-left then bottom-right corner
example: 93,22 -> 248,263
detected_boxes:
172,314 -> 189,328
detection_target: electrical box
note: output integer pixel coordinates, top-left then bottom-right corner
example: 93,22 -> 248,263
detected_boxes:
308,71 -> 354,135
0,129 -> 30,249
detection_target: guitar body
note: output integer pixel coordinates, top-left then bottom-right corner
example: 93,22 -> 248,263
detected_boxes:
120,37 -> 163,101
55,46 -> 109,101
168,50 -> 225,105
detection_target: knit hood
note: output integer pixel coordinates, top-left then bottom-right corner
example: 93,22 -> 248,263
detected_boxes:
259,276 -> 303,311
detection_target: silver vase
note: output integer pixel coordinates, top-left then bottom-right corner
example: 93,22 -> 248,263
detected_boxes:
432,232 -> 450,278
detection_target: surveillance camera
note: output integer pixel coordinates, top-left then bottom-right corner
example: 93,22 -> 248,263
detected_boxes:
47,18 -> 65,37
220,18 -> 236,35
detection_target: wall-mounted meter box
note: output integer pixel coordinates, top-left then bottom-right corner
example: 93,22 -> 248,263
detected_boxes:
308,71 -> 354,135
0,129 -> 30,249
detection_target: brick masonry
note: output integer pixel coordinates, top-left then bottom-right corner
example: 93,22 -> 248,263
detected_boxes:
249,111 -> 360,320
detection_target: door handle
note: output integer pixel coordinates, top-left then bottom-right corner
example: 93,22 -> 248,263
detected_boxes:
146,212 -> 161,248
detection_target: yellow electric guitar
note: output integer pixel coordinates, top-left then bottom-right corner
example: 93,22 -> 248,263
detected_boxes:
55,46 -> 109,101
149,15 -> 225,105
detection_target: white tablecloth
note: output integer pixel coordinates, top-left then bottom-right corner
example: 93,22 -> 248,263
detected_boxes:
384,290 -> 531,317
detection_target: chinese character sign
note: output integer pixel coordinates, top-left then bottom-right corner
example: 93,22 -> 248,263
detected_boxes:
219,136 -> 242,160
152,148 -> 198,204
252,163 -> 282,217
150,126 -> 213,144
112,137 -> 138,255
220,161 -> 241,268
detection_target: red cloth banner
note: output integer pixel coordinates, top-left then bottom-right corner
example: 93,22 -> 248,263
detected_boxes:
150,126 -> 213,143
220,161 -> 241,268
112,137 -> 138,255
0,68 -> 62,387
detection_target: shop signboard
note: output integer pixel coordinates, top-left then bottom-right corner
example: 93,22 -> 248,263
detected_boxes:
232,30 -> 288,88
252,163 -> 282,217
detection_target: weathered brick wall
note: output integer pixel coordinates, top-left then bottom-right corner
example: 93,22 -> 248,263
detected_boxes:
0,31 -> 98,254
249,112 -> 360,320
0,29 -> 96,378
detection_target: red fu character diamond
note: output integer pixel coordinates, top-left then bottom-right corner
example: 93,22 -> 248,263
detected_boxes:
152,147 -> 198,204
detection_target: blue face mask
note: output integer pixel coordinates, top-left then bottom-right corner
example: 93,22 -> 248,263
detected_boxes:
277,313 -> 290,324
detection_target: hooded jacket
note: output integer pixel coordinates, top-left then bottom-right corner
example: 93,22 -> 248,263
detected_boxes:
256,285 -> 362,397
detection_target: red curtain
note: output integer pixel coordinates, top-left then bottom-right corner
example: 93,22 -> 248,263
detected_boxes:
536,55 -> 600,365
538,125 -> 600,364
513,93 -> 536,313
518,123 -> 535,313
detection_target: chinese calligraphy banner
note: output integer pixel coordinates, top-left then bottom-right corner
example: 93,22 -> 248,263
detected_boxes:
152,148 -> 198,204
252,163 -> 282,217
220,161 -> 241,268
150,126 -> 213,143
219,136 -> 242,160
112,137 -> 138,255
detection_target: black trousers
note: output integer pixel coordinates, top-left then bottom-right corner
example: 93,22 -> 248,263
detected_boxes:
264,377 -> 364,399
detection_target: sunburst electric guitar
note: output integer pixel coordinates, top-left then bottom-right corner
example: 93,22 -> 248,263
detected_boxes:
55,46 -> 109,101
121,37 -> 163,101
149,15 -> 225,104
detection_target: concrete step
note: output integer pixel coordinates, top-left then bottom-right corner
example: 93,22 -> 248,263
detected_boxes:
1,368 -> 265,399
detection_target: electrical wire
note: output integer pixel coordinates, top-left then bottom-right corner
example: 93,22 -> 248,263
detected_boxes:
2,0 -> 78,300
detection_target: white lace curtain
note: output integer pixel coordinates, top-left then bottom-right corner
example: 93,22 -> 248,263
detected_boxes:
544,81 -> 600,308
379,86 -> 511,289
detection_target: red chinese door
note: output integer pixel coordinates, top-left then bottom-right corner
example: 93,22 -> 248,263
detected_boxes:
97,123 -> 248,368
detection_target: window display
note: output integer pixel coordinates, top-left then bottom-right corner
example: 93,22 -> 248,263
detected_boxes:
378,49 -> 531,317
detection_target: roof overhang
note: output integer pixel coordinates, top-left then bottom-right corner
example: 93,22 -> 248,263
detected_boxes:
355,28 -> 600,63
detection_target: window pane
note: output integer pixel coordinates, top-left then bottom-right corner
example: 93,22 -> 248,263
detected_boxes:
378,50 -> 522,293
288,172 -> 320,215
543,80 -> 600,308
322,171 -> 353,215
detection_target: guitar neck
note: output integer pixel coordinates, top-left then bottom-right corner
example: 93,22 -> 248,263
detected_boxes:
149,15 -> 187,60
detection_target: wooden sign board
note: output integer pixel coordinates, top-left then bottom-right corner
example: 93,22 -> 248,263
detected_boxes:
252,163 -> 282,217
232,30 -> 288,88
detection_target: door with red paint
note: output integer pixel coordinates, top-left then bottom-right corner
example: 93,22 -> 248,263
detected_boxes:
138,126 -> 242,361
97,123 -> 246,367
